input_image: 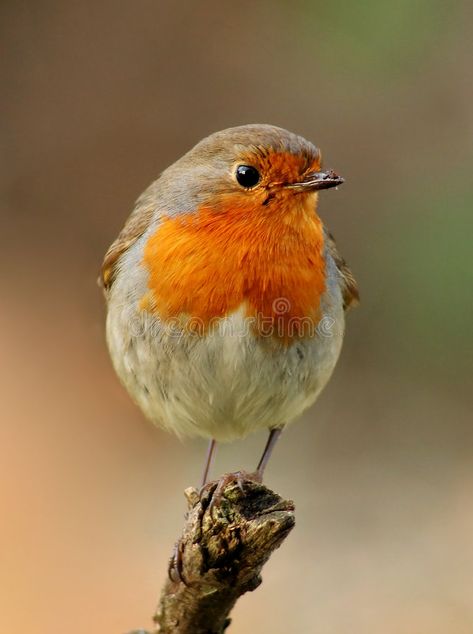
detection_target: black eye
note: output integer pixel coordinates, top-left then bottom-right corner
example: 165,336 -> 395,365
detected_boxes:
235,164 -> 260,188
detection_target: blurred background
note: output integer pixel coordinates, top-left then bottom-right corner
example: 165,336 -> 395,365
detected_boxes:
1,1 -> 472,632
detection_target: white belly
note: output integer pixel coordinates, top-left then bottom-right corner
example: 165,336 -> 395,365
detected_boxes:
106,297 -> 345,442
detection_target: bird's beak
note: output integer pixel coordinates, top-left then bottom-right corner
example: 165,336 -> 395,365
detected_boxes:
287,169 -> 344,191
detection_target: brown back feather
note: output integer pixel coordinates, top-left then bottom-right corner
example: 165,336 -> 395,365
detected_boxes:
325,230 -> 359,310
100,187 -> 157,291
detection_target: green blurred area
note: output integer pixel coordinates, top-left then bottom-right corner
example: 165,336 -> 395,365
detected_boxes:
1,1 -> 472,633
380,179 -> 473,377
298,0 -> 459,77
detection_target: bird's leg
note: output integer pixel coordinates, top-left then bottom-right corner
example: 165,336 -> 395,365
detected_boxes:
255,426 -> 284,481
201,439 -> 217,488
203,427 -> 284,515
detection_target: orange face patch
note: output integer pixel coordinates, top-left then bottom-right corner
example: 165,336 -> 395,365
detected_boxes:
142,145 -> 326,340
241,149 -> 321,189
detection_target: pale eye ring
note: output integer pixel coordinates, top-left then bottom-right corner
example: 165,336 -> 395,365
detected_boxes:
235,164 -> 260,188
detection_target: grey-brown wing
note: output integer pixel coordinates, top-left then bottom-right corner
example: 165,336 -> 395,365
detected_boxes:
325,230 -> 359,311
100,186 -> 157,292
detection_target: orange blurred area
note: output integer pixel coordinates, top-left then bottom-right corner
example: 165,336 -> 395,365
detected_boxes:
1,1 -> 472,632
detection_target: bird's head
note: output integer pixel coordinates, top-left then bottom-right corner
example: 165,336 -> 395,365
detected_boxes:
157,124 -> 343,219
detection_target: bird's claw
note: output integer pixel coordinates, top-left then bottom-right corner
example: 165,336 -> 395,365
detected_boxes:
167,537 -> 188,585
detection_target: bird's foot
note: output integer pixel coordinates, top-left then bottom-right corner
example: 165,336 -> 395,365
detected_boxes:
200,470 -> 262,517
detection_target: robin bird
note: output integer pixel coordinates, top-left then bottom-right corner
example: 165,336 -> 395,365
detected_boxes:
101,124 -> 358,489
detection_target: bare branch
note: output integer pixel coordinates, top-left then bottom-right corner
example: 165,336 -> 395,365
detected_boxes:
148,477 -> 295,634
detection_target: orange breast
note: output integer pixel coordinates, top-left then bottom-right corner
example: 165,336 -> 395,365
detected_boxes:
142,194 -> 326,340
